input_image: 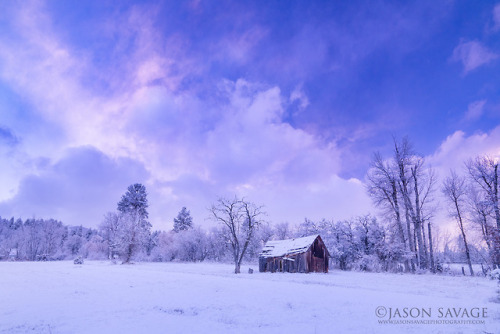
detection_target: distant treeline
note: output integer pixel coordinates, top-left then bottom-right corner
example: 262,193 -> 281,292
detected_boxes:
0,214 -> 489,274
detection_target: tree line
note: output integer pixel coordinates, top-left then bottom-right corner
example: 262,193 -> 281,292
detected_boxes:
0,137 -> 498,275
367,137 -> 499,273
0,209 -> 485,275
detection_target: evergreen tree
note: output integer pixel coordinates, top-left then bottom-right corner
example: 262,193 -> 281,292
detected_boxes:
117,183 -> 149,220
173,207 -> 193,232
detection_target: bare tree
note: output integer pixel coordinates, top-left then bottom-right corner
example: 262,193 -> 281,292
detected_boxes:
209,197 -> 265,273
367,137 -> 436,272
41,219 -> 64,258
367,152 -> 410,271
100,212 -> 121,260
466,186 -> 493,251
274,222 -> 293,240
99,211 -> 150,263
394,138 -> 428,270
416,166 -> 437,273
466,156 -> 500,267
442,170 -> 474,276
117,212 -> 150,263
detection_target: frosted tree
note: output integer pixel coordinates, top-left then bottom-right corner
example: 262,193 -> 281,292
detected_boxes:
273,222 -> 293,240
394,138 -> 430,270
466,156 -> 500,267
149,231 -> 176,262
116,212 -> 151,263
330,219 -> 357,270
99,212 -> 121,260
297,218 -> 322,237
367,137 -> 436,272
40,219 -> 64,258
65,226 -> 84,256
442,171 -> 474,276
209,197 -> 265,273
367,152 -> 407,261
175,227 -> 209,261
246,222 -> 274,260
467,186 -> 494,252
118,183 -> 149,220
173,207 -> 193,232
205,227 -> 231,262
24,219 -> 43,261
115,183 -> 151,263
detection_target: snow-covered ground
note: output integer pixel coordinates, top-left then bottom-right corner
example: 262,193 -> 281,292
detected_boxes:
0,261 -> 498,334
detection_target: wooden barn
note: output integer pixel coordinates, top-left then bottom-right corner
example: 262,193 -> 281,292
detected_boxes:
259,235 -> 330,273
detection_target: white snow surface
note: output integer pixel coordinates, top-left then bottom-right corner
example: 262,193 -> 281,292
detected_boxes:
259,234 -> 319,258
0,261 -> 499,334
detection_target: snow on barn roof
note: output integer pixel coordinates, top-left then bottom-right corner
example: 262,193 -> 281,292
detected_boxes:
260,234 -> 320,258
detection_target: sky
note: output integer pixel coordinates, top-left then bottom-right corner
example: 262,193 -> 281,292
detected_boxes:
0,1 -> 499,230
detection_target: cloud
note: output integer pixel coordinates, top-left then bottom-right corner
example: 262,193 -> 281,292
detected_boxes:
428,127 -> 500,179
0,146 -> 149,227
0,1 -> 376,228
463,100 -> 487,121
425,127 -> 500,237
290,85 -> 310,112
238,176 -> 372,225
493,4 -> 500,32
0,2 -> 201,161
122,80 -> 370,227
451,40 -> 498,74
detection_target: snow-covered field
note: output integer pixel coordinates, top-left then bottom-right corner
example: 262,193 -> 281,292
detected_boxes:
0,261 -> 498,334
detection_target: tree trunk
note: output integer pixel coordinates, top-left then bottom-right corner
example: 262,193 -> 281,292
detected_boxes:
124,243 -> 133,264
494,164 -> 500,230
421,222 -> 428,262
428,222 -> 435,273
412,167 -> 428,270
233,247 -> 240,274
392,181 -> 406,247
493,164 -> 500,267
405,209 -> 416,272
462,230 -> 474,276
392,181 -> 410,272
414,227 -> 419,268
480,212 -> 491,250
455,201 -> 474,276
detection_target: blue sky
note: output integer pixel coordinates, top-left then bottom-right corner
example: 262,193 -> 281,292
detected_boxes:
0,1 -> 499,229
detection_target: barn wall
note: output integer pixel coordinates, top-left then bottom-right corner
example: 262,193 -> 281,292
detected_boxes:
259,236 -> 330,273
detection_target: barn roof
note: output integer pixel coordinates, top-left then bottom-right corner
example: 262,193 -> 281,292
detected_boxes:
259,234 -> 322,258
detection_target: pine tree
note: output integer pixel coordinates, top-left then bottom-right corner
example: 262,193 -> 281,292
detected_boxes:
173,207 -> 193,232
117,183 -> 149,220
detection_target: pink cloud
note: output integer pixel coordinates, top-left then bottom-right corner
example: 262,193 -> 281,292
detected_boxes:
0,3 -> 374,227
428,127 -> 500,179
